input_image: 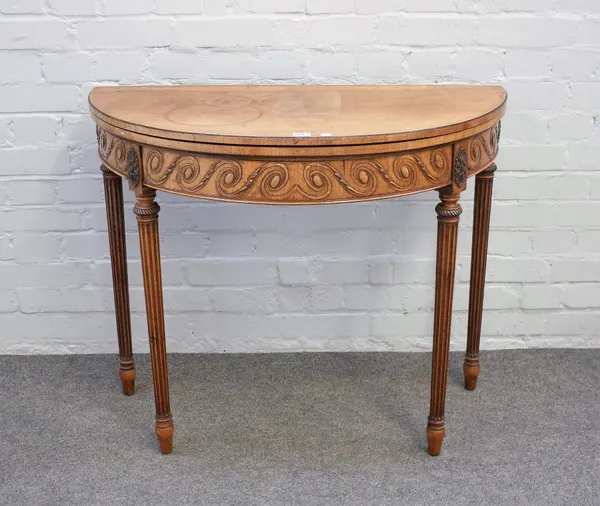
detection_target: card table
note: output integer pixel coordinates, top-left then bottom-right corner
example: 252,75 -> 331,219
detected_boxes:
89,85 -> 506,455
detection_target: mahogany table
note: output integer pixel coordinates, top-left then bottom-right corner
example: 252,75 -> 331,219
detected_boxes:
89,85 -> 506,456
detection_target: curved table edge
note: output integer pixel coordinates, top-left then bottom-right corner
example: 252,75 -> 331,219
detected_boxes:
89,90 -> 507,149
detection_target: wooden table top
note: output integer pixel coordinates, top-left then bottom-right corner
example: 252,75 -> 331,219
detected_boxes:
89,85 -> 506,147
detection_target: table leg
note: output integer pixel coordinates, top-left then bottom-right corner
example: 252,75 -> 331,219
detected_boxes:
101,165 -> 135,395
464,164 -> 496,391
134,186 -> 174,454
427,186 -> 462,456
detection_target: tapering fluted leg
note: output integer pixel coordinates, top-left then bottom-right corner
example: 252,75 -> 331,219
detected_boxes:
134,187 -> 174,454
464,164 -> 496,391
427,187 -> 462,456
102,165 -> 135,395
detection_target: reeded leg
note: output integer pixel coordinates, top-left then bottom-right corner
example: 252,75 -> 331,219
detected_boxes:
134,187 -> 174,454
464,164 -> 496,391
427,187 -> 462,456
102,165 -> 135,395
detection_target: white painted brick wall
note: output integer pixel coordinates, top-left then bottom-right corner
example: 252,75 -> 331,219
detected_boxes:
1,0 -> 599,354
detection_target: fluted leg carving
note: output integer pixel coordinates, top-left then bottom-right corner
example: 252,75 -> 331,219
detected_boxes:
102,166 -> 135,395
427,187 -> 462,456
464,164 -> 496,390
135,187 -> 174,454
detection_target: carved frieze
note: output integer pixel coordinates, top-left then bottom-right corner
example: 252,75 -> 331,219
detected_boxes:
465,121 -> 501,175
95,123 -> 501,204
140,146 -> 451,203
97,127 -> 128,177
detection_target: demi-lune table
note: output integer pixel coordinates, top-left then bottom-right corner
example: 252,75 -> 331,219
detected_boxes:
89,85 -> 506,456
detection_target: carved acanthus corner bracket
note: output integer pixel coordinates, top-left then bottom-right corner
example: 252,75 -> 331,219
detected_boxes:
454,147 -> 467,187
127,148 -> 140,187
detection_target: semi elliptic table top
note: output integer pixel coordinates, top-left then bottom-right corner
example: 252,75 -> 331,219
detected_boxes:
90,85 -> 506,204
90,84 -> 506,457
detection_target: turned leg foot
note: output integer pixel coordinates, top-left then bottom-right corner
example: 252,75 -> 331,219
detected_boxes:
426,424 -> 446,456
156,418 -> 175,454
463,356 -> 480,391
119,362 -> 136,395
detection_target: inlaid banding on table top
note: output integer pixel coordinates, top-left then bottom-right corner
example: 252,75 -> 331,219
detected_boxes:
96,124 -> 500,204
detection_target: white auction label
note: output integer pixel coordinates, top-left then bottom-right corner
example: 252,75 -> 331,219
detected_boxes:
292,132 -> 312,137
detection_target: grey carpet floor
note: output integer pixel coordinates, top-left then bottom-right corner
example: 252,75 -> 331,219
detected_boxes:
0,350 -> 599,506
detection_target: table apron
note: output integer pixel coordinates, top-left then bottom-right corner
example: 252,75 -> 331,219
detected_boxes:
96,123 -> 500,205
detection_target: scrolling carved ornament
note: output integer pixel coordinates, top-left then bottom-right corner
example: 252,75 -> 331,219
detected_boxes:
96,123 -> 501,204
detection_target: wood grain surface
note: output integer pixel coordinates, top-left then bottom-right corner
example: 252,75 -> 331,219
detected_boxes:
90,85 -> 506,147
